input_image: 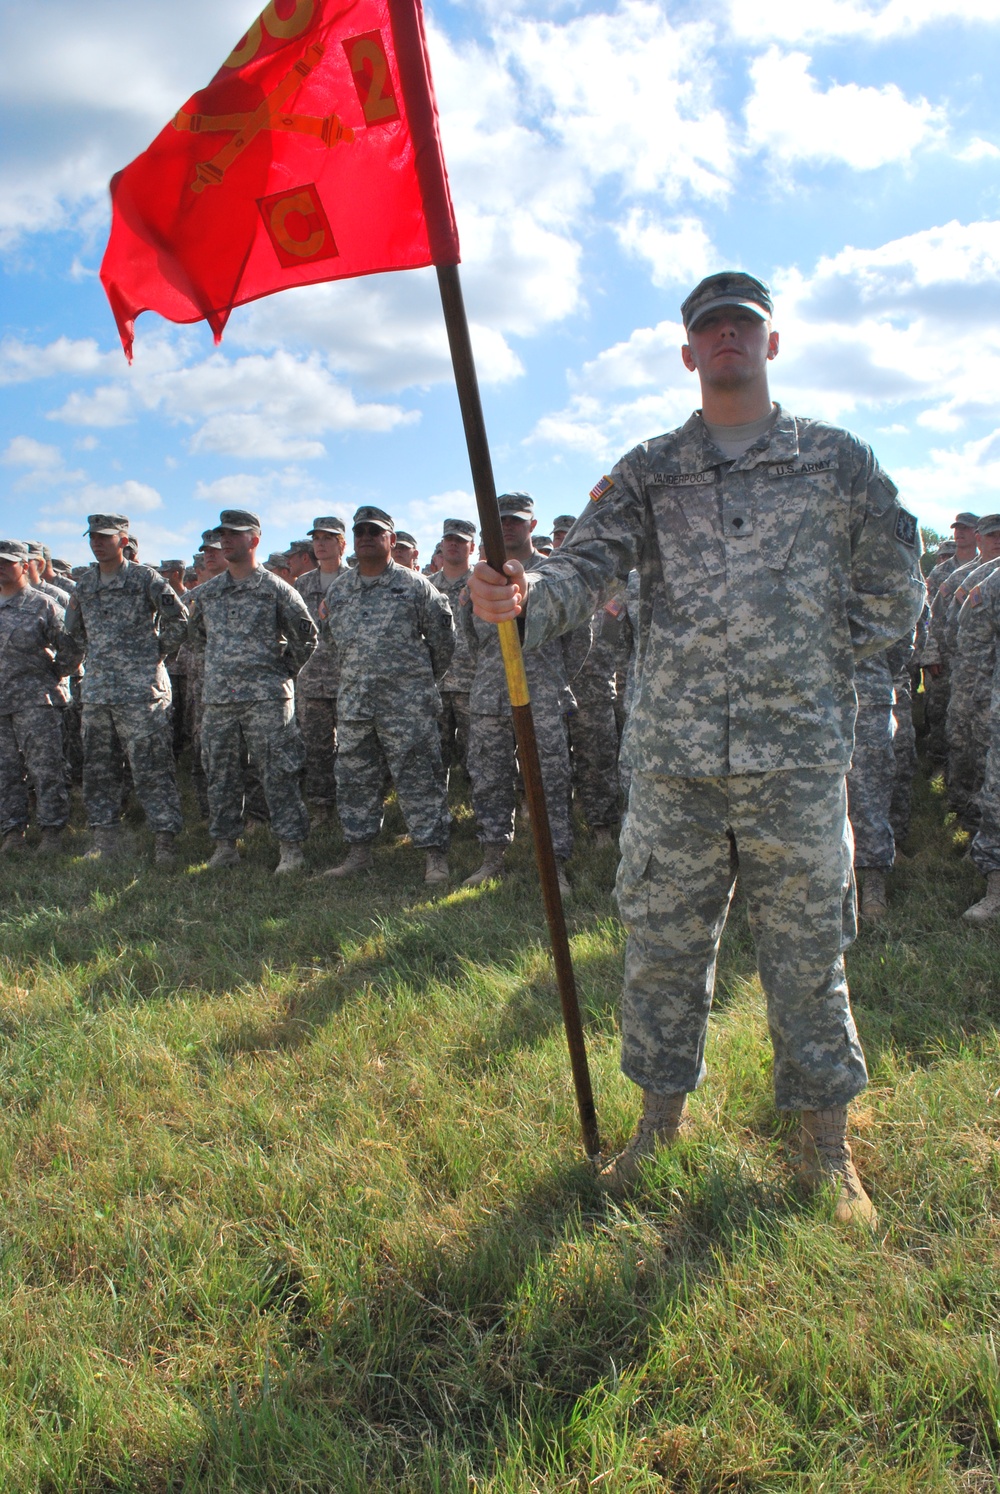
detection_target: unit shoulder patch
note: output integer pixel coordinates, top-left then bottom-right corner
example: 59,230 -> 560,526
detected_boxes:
894,508 -> 918,549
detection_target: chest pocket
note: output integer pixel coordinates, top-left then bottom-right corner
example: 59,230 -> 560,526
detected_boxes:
217,593 -> 273,641
756,466 -> 836,572
650,481 -> 725,599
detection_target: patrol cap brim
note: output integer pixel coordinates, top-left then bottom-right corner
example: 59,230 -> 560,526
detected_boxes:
685,295 -> 768,331
0,541 -> 28,562
352,506 -> 394,531
952,513 -> 980,529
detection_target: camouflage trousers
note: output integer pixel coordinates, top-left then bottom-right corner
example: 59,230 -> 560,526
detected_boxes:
467,707 -> 573,859
439,690 -> 471,779
0,707 -> 70,834
568,692 -> 620,829
923,668 -> 950,766
969,724 -> 1000,874
297,694 -> 338,808
890,675 -> 917,845
335,713 -> 449,849
946,696 -> 989,829
847,695 -> 896,869
202,700 -> 307,843
82,701 -> 182,833
615,769 -> 867,1112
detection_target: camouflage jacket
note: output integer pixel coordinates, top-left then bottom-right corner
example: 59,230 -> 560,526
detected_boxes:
321,559 -> 454,719
64,560 -> 187,706
430,569 -> 475,692
942,557 -> 1000,668
951,563 -> 1000,712
460,548 -> 592,717
0,586 -> 73,709
187,565 -> 318,704
521,405 -> 925,776
924,554 -> 956,604
294,566 -> 344,698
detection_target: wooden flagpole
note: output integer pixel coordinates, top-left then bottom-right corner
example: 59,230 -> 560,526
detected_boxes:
435,262 -> 601,1162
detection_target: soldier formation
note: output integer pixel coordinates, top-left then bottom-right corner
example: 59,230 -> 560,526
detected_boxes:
2,268 -> 996,1224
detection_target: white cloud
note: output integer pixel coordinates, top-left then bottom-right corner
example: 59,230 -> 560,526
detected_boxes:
0,336 -> 114,385
614,212 -> 719,291
57,478 -> 163,516
727,0 -> 1000,44
745,49 -> 942,170
959,138 -> 1000,162
2,435 -> 86,489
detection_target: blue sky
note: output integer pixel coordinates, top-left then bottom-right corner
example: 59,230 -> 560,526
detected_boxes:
2,0 -> 999,567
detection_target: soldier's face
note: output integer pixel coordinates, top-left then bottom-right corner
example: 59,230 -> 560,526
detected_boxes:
312,531 -> 345,565
353,523 -> 393,563
202,547 -> 227,576
219,528 -> 256,564
681,307 -> 778,388
953,524 -> 977,546
392,542 -> 418,569
441,535 -> 474,567
978,531 -> 1000,560
0,558 -> 26,587
89,531 -> 126,563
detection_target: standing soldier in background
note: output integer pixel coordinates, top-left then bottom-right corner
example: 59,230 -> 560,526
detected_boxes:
922,516 -> 993,770
945,527 -> 1000,830
958,562 -> 1000,922
295,516 -> 348,826
286,541 -> 315,584
64,514 -> 186,866
159,559 -> 189,758
470,271 -> 924,1223
187,510 -> 317,875
184,530 -> 226,817
429,517 -> 477,782
555,513 -> 622,846
392,531 -> 420,570
0,540 -> 74,855
462,493 -> 589,896
847,652 -> 897,922
320,506 -> 454,885
25,543 -> 71,605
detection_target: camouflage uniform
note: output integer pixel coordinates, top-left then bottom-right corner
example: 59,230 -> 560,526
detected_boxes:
323,559 -> 454,848
520,405 -> 924,1108
567,609 -> 620,830
922,555 -> 984,768
461,564 -> 591,860
889,625 -> 921,846
429,567 -> 474,777
948,558 -> 1000,830
187,566 -> 317,843
847,652 -> 896,871
64,561 -> 186,832
295,564 -> 344,810
966,567 -> 1000,875
0,586 -> 73,834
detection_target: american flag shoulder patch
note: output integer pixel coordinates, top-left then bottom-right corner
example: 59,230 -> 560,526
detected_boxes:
590,474 -> 614,503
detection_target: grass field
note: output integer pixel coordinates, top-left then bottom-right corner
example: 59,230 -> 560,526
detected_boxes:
0,760 -> 998,1492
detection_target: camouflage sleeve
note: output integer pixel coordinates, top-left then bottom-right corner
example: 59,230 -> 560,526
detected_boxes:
421,579 -> 456,682
560,615 -> 594,683
846,448 -> 926,659
186,591 -> 207,656
459,588 -> 479,668
522,459 -> 646,652
950,581 -> 997,706
59,588 -> 87,671
278,584 -> 319,676
149,572 -> 189,656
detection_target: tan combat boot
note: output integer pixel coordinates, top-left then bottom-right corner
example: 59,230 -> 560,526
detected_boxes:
859,869 -> 887,922
598,1090 -> 689,1194
424,848 -> 449,885
86,825 -> 123,861
462,843 -> 507,887
275,841 -> 305,875
36,827 -> 65,855
592,825 -> 619,849
2,828 -> 27,854
208,838 -> 241,869
320,843 -> 374,879
963,870 -> 1000,924
154,832 -> 178,869
799,1106 -> 877,1227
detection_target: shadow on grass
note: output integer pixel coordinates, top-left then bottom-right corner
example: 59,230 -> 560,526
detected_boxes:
162,1143 -> 812,1493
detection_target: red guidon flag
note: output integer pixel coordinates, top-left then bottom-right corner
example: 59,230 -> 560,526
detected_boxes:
100,0 -> 459,360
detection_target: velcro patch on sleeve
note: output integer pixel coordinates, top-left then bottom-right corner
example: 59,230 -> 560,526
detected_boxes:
589,475 -> 614,503
894,508 -> 918,548
968,584 -> 983,609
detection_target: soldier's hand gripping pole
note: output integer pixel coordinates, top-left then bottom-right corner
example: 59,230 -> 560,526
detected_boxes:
436,263 -> 600,1162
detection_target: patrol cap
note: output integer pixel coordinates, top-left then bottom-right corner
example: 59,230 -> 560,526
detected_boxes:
497,491 -> 535,520
288,539 -> 313,555
552,514 -> 576,533
442,517 -> 476,540
218,509 -> 261,532
85,513 -> 129,535
265,550 -> 291,567
976,513 -> 1000,535
308,516 -> 346,536
936,540 -> 957,556
394,530 -> 418,548
952,512 -> 980,529
680,271 -> 773,332
534,534 -> 554,551
159,559 -> 185,572
183,566 -> 198,584
51,558 -> 71,574
353,505 -> 394,531
123,537 -> 138,559
26,540 -> 45,555
0,539 -> 29,562
199,528 -> 223,551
